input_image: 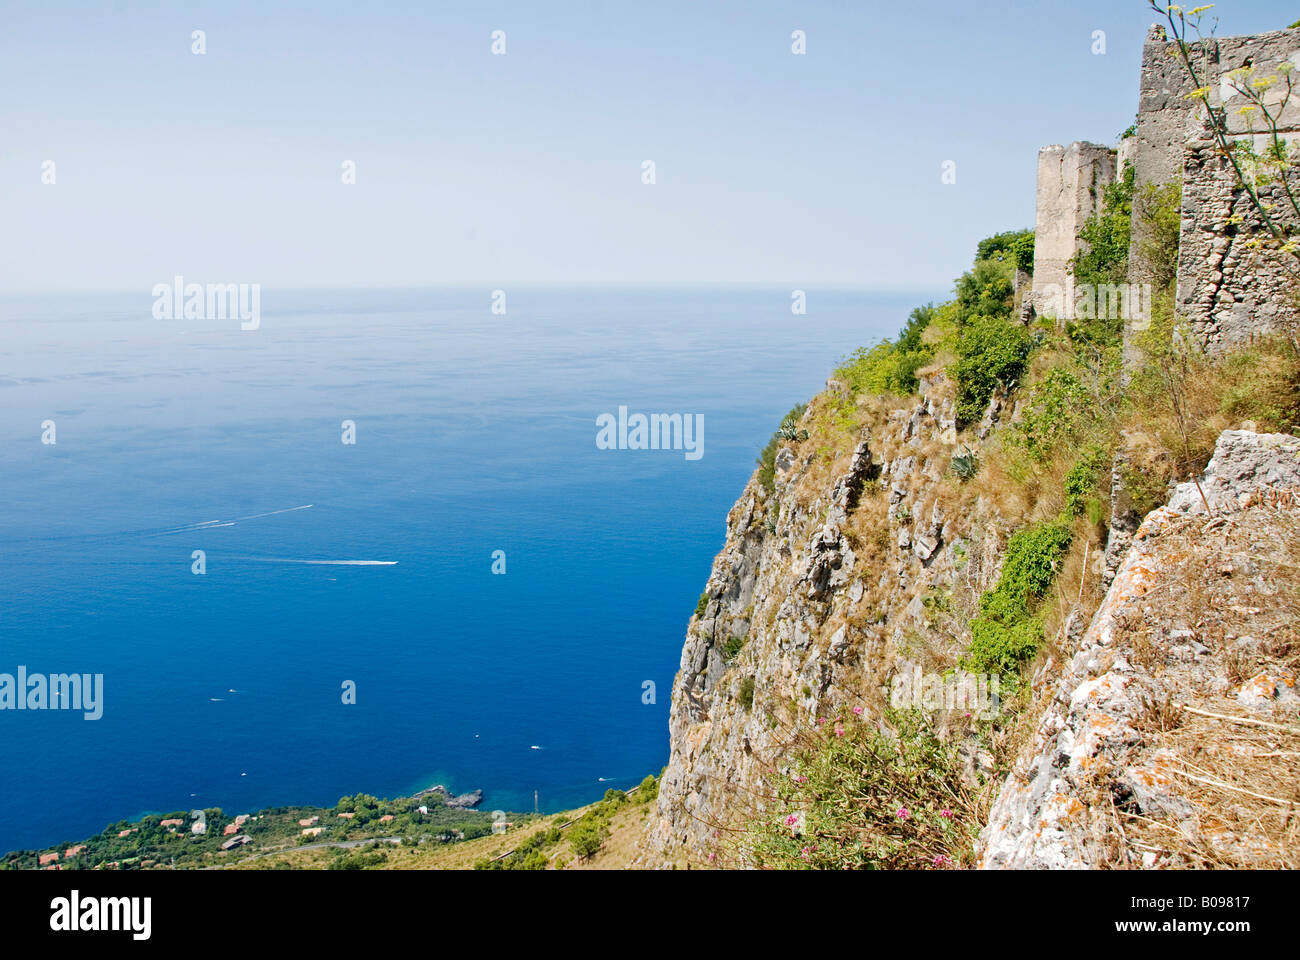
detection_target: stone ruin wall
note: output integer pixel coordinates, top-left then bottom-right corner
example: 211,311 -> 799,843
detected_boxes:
1030,25 -> 1300,352
1029,24 -> 1300,584
1128,23 -> 1300,349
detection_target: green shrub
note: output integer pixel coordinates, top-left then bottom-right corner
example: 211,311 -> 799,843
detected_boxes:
839,342 -> 900,394
1010,368 -> 1092,461
952,315 -> 1033,426
963,520 -> 1072,679
976,229 -> 1035,274
1011,232 -> 1036,274
694,592 -> 710,618
633,775 -> 659,803
723,634 -> 745,661
897,304 -> 935,353
1064,445 -> 1109,517
837,305 -> 936,397
954,260 -> 1015,328
737,676 -> 755,710
568,818 -> 609,860
965,616 -> 1045,679
983,521 -> 1072,622
1137,180 -> 1182,292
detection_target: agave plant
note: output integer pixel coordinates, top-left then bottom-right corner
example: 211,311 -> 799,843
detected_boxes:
778,413 -> 810,442
951,448 -> 980,482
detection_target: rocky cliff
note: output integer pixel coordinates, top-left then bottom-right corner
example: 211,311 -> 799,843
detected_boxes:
639,330 -> 1300,869
642,371 -> 1031,865
639,18 -> 1300,871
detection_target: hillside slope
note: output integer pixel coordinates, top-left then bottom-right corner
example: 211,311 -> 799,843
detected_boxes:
642,362 -> 1035,866
981,430 -> 1300,869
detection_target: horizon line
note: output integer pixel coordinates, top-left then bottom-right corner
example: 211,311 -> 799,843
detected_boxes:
0,280 -> 951,298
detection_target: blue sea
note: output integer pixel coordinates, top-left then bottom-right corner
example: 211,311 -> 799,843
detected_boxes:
0,286 -> 926,854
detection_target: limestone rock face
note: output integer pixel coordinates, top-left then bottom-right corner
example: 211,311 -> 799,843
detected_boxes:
979,430 -> 1300,870
640,373 -> 1011,867
1166,431 -> 1300,515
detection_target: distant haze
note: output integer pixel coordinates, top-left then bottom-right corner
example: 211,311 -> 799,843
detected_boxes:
2,0 -> 1297,292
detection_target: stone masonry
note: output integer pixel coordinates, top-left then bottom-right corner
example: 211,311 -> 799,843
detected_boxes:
1128,23 -> 1300,349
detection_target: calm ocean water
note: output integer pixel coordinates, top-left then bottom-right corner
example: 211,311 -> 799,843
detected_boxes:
0,286 -> 930,853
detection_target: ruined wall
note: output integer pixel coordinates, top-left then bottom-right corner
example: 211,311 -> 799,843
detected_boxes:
1128,24 -> 1300,349
1030,142 -> 1117,311
1179,140 -> 1300,348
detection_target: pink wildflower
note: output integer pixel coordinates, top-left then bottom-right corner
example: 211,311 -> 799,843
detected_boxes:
834,724 -> 845,738
932,854 -> 951,867
940,809 -> 953,819
895,807 -> 910,820
852,706 -> 864,716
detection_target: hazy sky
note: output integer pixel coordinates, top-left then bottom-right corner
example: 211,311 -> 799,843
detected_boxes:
3,0 -> 1297,292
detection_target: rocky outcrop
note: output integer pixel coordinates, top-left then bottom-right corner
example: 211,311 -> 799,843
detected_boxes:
979,431 -> 1300,869
414,785 -> 484,809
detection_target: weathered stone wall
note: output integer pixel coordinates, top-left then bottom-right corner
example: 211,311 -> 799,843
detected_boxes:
1128,23 -> 1300,349
1098,25 -> 1300,583
1178,139 -> 1300,348
1030,142 -> 1117,311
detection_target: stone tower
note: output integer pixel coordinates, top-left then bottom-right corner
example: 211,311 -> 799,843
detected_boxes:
1029,142 -> 1118,317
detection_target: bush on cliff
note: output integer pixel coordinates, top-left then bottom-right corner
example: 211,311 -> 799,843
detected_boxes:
963,519 -> 1072,679
1063,444 -> 1110,520
836,304 -> 936,397
757,403 -> 808,492
953,260 -> 1015,328
976,228 -> 1035,275
1006,367 -> 1094,462
952,314 -> 1034,427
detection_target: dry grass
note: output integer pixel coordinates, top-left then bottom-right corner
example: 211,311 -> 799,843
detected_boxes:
1124,330 -> 1300,510
1126,712 -> 1300,868
562,801 -> 654,870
